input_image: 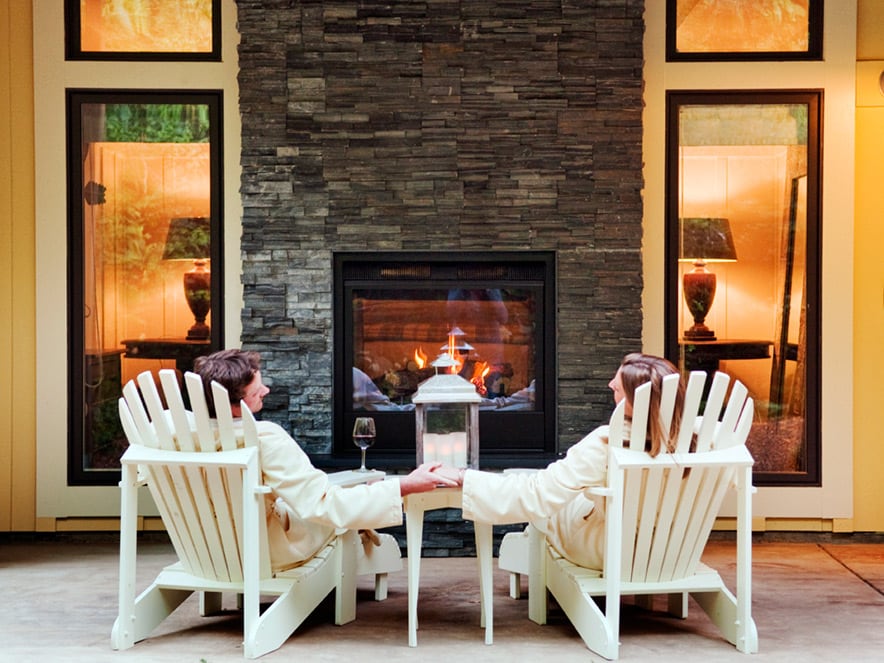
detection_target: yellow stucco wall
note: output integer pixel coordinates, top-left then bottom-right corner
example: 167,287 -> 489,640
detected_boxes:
0,0 -> 36,530
0,1 -> 881,533
853,1 -> 884,531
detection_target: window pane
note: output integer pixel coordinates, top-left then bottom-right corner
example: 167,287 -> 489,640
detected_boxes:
668,93 -> 821,484
667,0 -> 822,60
73,0 -> 217,56
70,93 -> 221,484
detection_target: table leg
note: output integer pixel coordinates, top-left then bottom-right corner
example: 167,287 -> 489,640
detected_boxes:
405,504 -> 424,647
474,520 -> 493,645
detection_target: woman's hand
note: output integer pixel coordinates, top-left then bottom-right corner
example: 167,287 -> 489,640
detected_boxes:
398,462 -> 458,496
431,463 -> 463,487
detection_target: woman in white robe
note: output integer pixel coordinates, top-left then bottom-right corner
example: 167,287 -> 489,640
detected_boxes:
453,353 -> 686,570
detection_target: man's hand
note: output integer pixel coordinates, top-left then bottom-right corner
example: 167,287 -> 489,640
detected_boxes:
431,463 -> 462,486
399,462 -> 458,497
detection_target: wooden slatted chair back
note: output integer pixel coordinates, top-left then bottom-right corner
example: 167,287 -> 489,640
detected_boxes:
602,371 -> 754,585
118,369 -> 270,584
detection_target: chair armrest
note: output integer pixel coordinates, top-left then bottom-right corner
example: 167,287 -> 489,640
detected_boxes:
588,486 -> 613,497
328,469 -> 386,487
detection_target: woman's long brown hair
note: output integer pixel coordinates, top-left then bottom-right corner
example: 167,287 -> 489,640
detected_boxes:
618,353 -> 685,456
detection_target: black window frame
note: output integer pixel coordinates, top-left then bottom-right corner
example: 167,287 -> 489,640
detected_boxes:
65,0 -> 222,62
665,89 -> 822,486
66,88 -> 225,485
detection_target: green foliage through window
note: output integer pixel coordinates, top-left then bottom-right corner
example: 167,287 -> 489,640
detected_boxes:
104,104 -> 210,143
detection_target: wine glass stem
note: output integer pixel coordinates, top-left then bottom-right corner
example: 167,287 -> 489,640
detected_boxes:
360,448 -> 367,471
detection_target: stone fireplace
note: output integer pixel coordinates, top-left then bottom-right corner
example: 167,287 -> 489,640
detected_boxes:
236,1 -> 645,474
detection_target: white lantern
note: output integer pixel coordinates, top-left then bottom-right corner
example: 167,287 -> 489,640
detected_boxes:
413,354 -> 482,470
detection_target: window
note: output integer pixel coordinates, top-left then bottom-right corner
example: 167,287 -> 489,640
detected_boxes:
66,0 -> 221,60
666,90 -> 821,485
666,0 -> 823,61
67,90 -> 224,485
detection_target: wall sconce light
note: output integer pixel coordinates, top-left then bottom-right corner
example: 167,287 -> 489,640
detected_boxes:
163,216 -> 211,340
678,217 -> 737,341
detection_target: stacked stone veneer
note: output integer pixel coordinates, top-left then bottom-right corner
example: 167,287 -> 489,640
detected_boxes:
236,1 -> 645,466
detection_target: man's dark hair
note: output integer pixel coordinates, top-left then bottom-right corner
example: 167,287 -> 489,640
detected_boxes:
193,349 -> 262,416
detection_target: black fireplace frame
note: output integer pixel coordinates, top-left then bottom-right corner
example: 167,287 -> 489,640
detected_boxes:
332,251 -> 557,470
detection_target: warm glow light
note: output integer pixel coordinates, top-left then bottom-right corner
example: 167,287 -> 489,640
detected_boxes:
447,334 -> 459,374
414,347 -> 427,369
470,361 -> 490,396
79,0 -> 214,53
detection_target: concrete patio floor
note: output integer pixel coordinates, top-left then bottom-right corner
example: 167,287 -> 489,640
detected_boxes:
2,534 -> 883,662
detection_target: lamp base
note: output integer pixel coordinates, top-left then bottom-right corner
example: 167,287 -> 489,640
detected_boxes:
683,326 -> 716,342
186,322 -> 210,340
183,262 -> 211,341
682,263 -> 717,342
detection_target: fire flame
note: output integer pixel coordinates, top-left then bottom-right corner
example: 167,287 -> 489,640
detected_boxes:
470,361 -> 490,396
414,347 -> 427,369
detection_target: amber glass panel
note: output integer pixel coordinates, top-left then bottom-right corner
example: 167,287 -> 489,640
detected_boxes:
668,0 -> 822,60
71,0 -> 217,57
667,92 -> 821,485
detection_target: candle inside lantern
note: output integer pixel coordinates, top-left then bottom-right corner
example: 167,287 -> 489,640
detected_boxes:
422,432 -> 468,468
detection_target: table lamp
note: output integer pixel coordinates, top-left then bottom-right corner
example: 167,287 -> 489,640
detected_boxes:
679,217 -> 737,341
162,216 -> 211,340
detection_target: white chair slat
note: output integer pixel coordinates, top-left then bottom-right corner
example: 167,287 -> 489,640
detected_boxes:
212,382 -> 238,451
121,380 -> 155,447
141,463 -> 206,576
676,372 -> 706,452
619,466 -> 643,578
717,380 -> 749,448
136,372 -> 176,450
241,403 -> 260,449
658,373 -> 680,441
658,465 -> 704,580
682,466 -> 736,575
696,372 -> 731,452
644,465 -> 688,582
630,465 -> 665,582
184,372 -> 216,452
167,464 -> 221,578
186,463 -> 238,580
671,469 -> 719,579
628,382 -> 651,451
160,369 -> 197,452
734,396 -> 755,448
608,399 -> 627,448
216,467 -> 246,581
238,406 -> 264,574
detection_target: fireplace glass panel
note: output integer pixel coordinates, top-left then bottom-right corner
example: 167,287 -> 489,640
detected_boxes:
352,287 -> 537,412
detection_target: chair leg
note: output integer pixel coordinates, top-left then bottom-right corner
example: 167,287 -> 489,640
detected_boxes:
200,591 -> 223,616
509,572 -> 522,599
666,592 -> 689,618
335,531 -> 358,625
115,584 -> 192,647
374,573 -> 389,601
527,525 -> 548,625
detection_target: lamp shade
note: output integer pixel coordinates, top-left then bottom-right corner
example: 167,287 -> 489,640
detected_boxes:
162,216 -> 210,260
679,217 -> 737,263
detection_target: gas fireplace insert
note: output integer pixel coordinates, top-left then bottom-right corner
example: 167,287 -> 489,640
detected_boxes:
333,251 -> 556,467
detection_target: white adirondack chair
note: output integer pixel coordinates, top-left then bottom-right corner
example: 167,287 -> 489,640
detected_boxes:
500,371 -> 759,659
111,369 -> 398,658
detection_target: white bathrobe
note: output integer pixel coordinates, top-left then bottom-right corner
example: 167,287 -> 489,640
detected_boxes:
462,425 -> 612,570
